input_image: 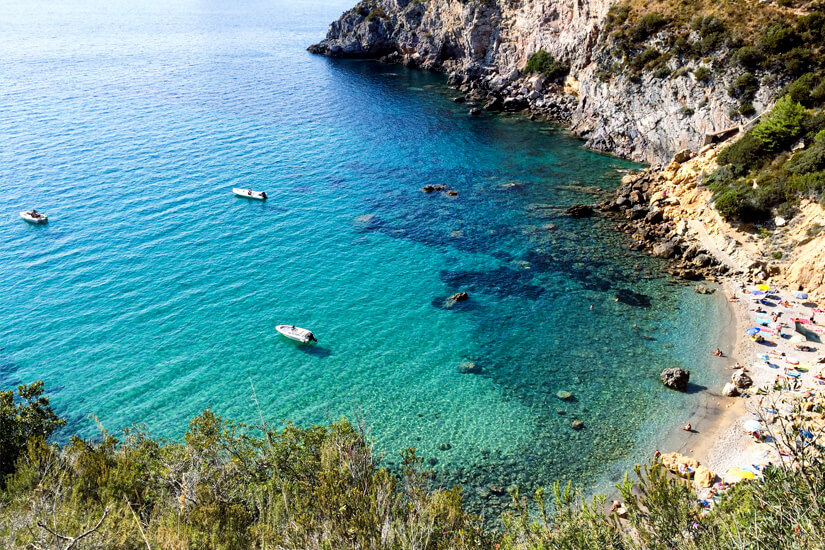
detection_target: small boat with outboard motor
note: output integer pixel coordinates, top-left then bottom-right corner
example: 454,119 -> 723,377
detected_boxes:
233,188 -> 267,200
276,324 -> 317,344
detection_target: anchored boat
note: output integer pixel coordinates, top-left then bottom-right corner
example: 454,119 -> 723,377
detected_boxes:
20,210 -> 48,224
276,325 -> 317,344
233,188 -> 267,200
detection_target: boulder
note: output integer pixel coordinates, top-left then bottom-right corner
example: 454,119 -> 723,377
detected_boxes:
565,204 -> 594,218
661,452 -> 699,477
673,149 -> 695,163
693,254 -> 713,267
731,371 -> 753,389
660,368 -> 690,392
449,292 -> 469,302
628,205 -> 648,220
502,96 -> 528,111
694,465 -> 715,488
484,97 -> 503,111
556,390 -> 574,401
645,209 -> 664,224
446,189 -> 459,197
653,242 -> 677,259
722,382 -> 740,397
571,420 -> 584,430
469,107 -> 482,116
452,96 -> 466,103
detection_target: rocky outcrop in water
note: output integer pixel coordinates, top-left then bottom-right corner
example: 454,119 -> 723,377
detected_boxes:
309,0 -> 778,163
660,367 -> 690,392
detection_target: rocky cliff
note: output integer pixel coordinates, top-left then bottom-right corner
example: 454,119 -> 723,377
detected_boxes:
309,0 -> 777,164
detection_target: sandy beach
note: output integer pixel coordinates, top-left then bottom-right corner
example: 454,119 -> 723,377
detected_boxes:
651,273 -> 824,500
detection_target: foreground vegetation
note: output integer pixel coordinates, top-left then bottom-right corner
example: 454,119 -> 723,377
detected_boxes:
2,381 -> 825,548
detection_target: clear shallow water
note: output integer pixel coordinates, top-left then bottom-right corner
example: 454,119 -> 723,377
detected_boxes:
0,0 -> 727,516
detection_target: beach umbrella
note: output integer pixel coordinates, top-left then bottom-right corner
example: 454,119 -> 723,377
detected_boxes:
743,419 -> 762,433
726,468 -> 756,482
792,291 -> 809,299
756,284 -> 771,291
746,327 -> 761,336
751,290 -> 765,296
758,353 -> 769,361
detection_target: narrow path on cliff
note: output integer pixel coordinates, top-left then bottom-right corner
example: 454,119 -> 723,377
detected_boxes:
688,220 -> 743,273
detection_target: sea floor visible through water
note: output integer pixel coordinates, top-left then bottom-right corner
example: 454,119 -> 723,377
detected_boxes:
0,0 -> 729,518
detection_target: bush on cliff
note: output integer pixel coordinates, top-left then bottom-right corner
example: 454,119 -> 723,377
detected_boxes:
4,380 -> 825,549
524,50 -> 569,81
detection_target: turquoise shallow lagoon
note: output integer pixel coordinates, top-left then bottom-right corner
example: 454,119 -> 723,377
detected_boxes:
1,0 -> 727,515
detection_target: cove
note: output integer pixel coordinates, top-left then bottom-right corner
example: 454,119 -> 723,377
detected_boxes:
0,0 -> 728,517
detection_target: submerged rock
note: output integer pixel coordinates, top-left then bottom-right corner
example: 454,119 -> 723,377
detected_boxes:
565,204 -> 594,218
660,368 -> 690,392
556,390 -> 574,401
458,361 -> 481,374
571,420 -> 584,430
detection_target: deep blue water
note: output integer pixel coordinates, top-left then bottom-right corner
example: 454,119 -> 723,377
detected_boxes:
0,0 -> 728,515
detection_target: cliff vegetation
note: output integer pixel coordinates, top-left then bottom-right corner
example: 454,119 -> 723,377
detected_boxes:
3,381 -> 825,549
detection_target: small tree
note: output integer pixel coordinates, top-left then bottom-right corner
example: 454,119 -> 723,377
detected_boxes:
0,381 -> 65,486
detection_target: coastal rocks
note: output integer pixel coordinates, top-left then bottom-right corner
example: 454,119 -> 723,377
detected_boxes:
694,465 -> 716,488
722,382 -> 740,397
449,291 -> 470,303
731,371 -> 753,389
422,184 -> 447,193
652,242 -> 677,259
660,452 -> 699,478
565,204 -> 594,218
556,390 -> 574,401
694,284 -> 715,294
660,368 -> 690,392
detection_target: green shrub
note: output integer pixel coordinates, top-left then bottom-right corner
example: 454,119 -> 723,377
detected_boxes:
365,8 -> 386,22
783,72 -> 821,106
780,47 -> 817,78
717,132 -> 770,173
733,46 -> 764,71
653,67 -> 671,79
798,11 -> 825,42
524,50 -> 569,81
760,22 -> 801,53
772,251 -> 784,259
605,4 -> 631,30
786,132 -> 825,174
692,15 -> 727,54
729,72 -> 759,100
694,65 -> 711,82
739,102 -> 757,117
714,185 -> 772,222
752,95 -> 806,152
630,12 -> 668,42
0,381 -> 65,487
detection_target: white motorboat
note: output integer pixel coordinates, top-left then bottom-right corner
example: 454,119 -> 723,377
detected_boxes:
232,188 -> 267,200
276,324 -> 317,344
20,210 -> 48,224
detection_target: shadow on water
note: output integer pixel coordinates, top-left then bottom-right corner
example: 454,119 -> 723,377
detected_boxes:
297,345 -> 333,358
685,382 -> 709,395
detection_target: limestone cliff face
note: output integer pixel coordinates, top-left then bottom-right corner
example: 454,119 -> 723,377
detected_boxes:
309,0 -> 776,163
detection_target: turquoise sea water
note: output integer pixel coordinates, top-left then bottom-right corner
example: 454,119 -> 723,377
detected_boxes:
1,0 -> 728,515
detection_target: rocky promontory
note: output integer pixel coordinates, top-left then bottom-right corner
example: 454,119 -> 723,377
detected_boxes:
309,0 -> 781,164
